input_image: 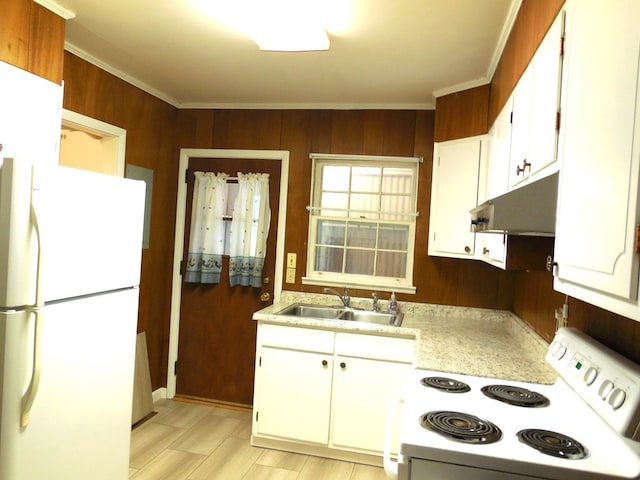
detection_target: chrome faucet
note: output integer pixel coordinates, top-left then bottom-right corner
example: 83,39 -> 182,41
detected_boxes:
372,292 -> 379,312
324,287 -> 350,308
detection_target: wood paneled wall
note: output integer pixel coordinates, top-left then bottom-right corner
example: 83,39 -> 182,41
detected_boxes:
176,108 -> 515,312
0,0 -> 65,83
434,84 -> 490,141
8,0 -> 639,388
63,53 -> 179,389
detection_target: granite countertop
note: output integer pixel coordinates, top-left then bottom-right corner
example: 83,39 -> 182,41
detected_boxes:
253,291 -> 557,385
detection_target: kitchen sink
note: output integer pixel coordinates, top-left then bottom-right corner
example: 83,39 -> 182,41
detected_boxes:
275,303 -> 403,327
277,304 -> 344,319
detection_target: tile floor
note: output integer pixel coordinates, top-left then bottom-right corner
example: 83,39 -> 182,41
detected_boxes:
129,399 -> 389,480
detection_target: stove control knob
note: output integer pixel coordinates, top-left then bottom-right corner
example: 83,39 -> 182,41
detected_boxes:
583,366 -> 598,386
608,388 -> 627,410
598,380 -> 615,400
549,341 -> 567,360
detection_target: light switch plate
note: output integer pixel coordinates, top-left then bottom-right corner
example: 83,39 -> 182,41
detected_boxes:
287,253 -> 297,268
286,268 -> 296,283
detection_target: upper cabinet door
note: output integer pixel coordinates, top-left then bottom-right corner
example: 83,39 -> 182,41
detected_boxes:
428,136 -> 485,259
509,13 -> 564,189
554,0 -> 640,317
483,97 -> 513,204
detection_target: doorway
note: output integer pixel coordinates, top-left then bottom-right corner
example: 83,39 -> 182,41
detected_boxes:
167,149 -> 290,402
59,109 -> 126,176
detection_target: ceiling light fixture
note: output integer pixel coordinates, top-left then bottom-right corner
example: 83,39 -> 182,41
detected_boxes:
196,0 -> 340,51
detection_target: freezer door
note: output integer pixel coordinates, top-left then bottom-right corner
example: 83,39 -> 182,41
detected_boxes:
0,289 -> 139,480
0,158 -> 145,307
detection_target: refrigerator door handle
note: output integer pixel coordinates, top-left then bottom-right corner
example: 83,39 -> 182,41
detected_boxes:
21,179 -> 46,428
30,167 -> 46,308
21,309 -> 43,428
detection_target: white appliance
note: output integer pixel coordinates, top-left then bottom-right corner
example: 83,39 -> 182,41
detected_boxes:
0,157 -> 146,480
384,327 -> 640,480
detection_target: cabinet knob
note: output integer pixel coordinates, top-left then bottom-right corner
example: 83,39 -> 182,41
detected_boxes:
322,359 -> 328,367
464,245 -> 471,253
483,247 -> 490,255
340,362 -> 346,369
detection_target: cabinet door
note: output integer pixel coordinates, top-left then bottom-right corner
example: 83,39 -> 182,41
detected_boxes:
527,13 -> 564,177
509,13 -> 563,189
554,0 -> 640,314
428,137 -> 483,258
330,356 -> 409,453
0,61 -> 62,166
509,64 -> 533,188
483,98 -> 512,203
477,233 -> 506,268
255,347 -> 332,444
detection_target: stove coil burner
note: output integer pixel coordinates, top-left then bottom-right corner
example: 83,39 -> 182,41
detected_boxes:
517,429 -> 588,460
420,410 -> 502,444
420,376 -> 471,393
481,384 -> 550,407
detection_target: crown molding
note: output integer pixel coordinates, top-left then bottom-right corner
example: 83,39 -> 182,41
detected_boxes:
34,0 -> 75,19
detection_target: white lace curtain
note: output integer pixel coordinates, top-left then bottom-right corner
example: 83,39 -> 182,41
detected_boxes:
185,172 -> 228,283
185,171 -> 271,287
229,173 -> 271,287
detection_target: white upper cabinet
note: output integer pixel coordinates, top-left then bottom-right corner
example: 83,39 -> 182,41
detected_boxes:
508,13 -> 564,189
482,97 -> 512,204
553,0 -> 640,319
428,136 -> 487,259
0,61 -> 63,166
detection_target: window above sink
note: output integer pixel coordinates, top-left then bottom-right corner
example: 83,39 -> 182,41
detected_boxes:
303,153 -> 420,294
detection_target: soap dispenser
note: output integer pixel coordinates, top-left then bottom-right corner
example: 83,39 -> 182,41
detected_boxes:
388,292 -> 399,314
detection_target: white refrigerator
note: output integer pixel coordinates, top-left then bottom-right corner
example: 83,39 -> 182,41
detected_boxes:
0,157 -> 146,479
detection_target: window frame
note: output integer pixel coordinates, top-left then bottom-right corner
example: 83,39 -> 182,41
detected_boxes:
302,153 -> 420,294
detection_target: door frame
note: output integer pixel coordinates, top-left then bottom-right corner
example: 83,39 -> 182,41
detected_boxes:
166,148 -> 290,398
61,109 -> 127,177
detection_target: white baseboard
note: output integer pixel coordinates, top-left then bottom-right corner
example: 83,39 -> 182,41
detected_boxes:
152,387 -> 168,403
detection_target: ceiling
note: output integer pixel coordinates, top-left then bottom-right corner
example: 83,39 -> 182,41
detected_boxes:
46,0 -> 518,109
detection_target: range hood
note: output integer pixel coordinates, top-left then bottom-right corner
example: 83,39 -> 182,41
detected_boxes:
470,172 -> 559,235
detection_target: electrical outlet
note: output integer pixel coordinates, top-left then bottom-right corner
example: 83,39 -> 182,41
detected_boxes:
286,267 -> 296,283
287,253 -> 297,268
555,303 -> 569,330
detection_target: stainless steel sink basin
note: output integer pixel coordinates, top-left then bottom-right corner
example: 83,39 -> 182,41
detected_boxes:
276,303 -> 403,327
339,309 -> 403,326
277,304 -> 343,319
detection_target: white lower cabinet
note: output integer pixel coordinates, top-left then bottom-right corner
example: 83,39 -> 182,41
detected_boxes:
331,356 -> 407,453
255,346 -> 332,444
252,322 -> 414,458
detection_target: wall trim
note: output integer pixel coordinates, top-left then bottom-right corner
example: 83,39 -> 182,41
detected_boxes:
487,0 -> 523,82
61,109 -> 127,177
34,0 -> 75,19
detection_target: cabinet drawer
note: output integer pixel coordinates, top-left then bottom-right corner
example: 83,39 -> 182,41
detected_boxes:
335,332 -> 414,363
259,323 -> 334,353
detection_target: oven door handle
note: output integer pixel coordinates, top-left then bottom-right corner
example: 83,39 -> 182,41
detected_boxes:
383,395 -> 403,480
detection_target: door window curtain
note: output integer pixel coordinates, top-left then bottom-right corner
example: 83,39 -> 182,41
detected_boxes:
185,172 -> 229,283
229,173 -> 271,287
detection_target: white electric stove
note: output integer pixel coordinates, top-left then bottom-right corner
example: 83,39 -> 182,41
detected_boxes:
384,327 -> 640,480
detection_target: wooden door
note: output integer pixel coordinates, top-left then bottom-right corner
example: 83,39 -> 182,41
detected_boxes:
176,157 -> 281,406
